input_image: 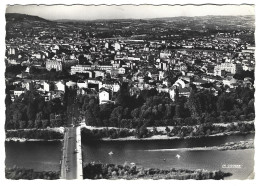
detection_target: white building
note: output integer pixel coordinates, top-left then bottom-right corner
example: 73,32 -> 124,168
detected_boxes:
66,81 -> 77,88
77,81 -> 88,89
46,60 -> 62,71
115,42 -> 121,51
43,82 -> 50,92
55,81 -> 65,92
118,67 -> 126,74
99,90 -> 110,104
94,71 -> 105,78
214,69 -> 225,76
214,62 -> 242,74
14,89 -> 25,98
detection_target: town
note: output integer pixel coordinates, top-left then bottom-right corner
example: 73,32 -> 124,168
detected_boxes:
5,11 -> 255,180
5,13 -> 255,130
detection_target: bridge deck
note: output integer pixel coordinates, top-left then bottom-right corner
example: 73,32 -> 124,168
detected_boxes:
60,126 -> 83,179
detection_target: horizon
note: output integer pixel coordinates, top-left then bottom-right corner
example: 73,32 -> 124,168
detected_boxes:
6,5 -> 255,21
6,12 -> 255,22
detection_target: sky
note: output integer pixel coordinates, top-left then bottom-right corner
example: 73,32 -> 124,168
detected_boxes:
5,4 -> 255,20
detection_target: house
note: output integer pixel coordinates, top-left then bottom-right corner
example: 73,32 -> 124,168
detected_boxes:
66,81 -> 77,88
173,78 -> 189,88
169,87 -> 177,101
99,89 -> 110,104
77,80 -> 88,89
94,70 -> 105,78
44,82 -> 50,92
55,81 -> 65,92
118,67 -> 126,74
222,77 -> 237,87
193,79 -> 208,86
214,69 -> 225,77
22,80 -> 34,91
14,88 -> 25,98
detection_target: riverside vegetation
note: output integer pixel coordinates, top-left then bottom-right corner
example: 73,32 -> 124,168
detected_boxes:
6,129 -> 63,140
83,162 -> 232,180
81,122 -> 254,141
5,167 -> 60,180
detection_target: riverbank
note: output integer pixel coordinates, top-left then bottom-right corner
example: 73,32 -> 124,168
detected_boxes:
83,162 -> 232,180
5,167 -> 60,180
5,137 -> 63,142
6,128 -> 64,142
81,120 -> 254,142
144,140 -> 254,152
82,127 -> 254,142
81,120 -> 254,132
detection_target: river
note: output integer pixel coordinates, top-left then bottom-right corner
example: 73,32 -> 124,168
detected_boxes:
5,134 -> 254,180
5,141 -> 62,172
82,134 -> 255,180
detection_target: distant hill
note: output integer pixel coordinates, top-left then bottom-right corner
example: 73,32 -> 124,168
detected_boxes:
6,13 -> 50,23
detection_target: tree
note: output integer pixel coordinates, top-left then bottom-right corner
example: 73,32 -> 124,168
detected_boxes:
19,121 -> 27,129
12,111 -> 23,125
110,106 -> 124,128
165,126 -> 170,133
27,103 -> 37,121
85,109 -> 97,126
5,94 -> 12,107
131,108 -> 140,119
217,93 -> 235,112
186,90 -> 202,117
36,112 -> 43,121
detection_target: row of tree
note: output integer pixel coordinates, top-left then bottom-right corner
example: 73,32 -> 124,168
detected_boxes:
6,129 -> 64,140
83,162 -> 231,180
5,168 -> 60,180
82,85 -> 254,129
81,122 -> 254,141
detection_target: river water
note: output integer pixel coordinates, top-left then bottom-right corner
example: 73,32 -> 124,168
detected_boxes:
82,134 -> 255,180
5,141 -> 62,172
5,134 -> 254,179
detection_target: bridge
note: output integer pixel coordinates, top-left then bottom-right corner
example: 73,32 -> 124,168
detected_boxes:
60,126 -> 83,179
60,89 -> 83,179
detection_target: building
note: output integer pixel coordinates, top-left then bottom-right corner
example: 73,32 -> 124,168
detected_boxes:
55,81 -> 65,92
118,67 -> 126,74
214,69 -> 225,76
77,80 -> 88,89
44,82 -> 50,92
114,42 -> 121,51
71,65 -> 93,76
214,62 -> 242,74
13,88 -> 25,98
46,60 -> 62,71
99,90 -> 110,104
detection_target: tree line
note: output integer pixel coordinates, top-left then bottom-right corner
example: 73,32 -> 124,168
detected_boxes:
83,162 -> 231,180
5,167 -> 59,180
81,122 -> 254,141
81,83 -> 254,131
6,129 -> 64,140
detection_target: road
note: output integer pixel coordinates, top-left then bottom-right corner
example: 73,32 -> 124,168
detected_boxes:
60,89 -> 83,179
61,127 -> 78,179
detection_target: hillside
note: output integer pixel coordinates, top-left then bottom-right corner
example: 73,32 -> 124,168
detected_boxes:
6,13 -> 50,23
